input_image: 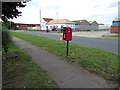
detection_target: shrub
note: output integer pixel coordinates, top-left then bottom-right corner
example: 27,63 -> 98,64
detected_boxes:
2,21 -> 15,30
2,25 -> 11,52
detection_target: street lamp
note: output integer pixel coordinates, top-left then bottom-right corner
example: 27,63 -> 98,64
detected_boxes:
56,12 -> 58,29
40,9 -> 41,30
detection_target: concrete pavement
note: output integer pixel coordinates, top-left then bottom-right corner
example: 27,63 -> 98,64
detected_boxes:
12,36 -> 117,88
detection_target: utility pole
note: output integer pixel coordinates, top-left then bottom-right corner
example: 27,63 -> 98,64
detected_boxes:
40,9 -> 41,30
56,12 -> 58,20
56,12 -> 58,28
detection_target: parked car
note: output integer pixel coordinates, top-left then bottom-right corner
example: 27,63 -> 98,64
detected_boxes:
75,27 -> 80,31
52,28 -> 56,31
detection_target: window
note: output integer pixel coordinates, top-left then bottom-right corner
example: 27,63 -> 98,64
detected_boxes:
55,26 -> 58,28
16,25 -> 19,27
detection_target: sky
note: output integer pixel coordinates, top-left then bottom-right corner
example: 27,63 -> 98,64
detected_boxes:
10,0 -> 119,25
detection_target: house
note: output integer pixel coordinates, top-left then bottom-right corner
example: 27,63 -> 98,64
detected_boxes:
72,20 -> 99,30
110,18 -> 120,33
13,23 -> 40,30
41,18 -> 53,30
46,19 -> 75,30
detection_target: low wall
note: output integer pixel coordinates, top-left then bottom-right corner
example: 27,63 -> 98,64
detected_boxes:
110,25 -> 120,33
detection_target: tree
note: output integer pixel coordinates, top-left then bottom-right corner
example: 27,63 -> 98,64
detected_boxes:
1,0 -> 31,53
2,0 -> 31,22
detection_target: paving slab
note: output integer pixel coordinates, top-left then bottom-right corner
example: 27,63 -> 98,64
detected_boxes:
12,36 -> 117,88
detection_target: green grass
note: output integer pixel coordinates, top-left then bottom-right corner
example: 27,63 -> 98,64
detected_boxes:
80,30 -> 91,32
24,30 -> 46,32
11,32 -> 119,83
103,35 -> 120,38
2,41 -> 59,88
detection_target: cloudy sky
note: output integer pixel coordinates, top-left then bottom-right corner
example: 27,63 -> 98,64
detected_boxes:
11,0 -> 119,25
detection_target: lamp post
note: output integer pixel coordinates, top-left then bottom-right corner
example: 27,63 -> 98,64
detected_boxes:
56,12 -> 58,29
40,9 -> 41,30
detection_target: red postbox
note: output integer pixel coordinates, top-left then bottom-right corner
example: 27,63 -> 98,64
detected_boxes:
63,27 -> 72,41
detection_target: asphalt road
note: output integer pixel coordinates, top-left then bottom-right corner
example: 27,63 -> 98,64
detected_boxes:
13,30 -> 119,54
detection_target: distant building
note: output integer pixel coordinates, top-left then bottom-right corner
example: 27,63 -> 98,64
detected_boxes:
89,21 -> 99,30
13,23 -> 40,30
72,20 -> 90,30
99,24 -> 111,30
72,20 -> 99,30
46,19 -> 75,30
110,18 -> 120,33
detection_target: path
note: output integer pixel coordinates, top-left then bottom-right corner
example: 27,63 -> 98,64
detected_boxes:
12,36 -> 117,88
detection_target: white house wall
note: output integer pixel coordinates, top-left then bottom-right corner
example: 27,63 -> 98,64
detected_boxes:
27,26 -> 40,30
46,24 -> 75,30
41,22 -> 47,30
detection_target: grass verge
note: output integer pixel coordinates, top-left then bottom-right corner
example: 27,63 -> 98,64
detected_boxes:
11,32 -> 119,84
103,35 -> 120,38
2,41 -> 58,88
24,30 -> 46,32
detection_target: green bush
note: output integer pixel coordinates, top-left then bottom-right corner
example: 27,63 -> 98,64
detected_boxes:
2,21 -> 15,29
2,25 -> 11,52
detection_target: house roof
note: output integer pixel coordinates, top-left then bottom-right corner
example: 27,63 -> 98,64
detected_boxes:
48,19 -> 75,24
113,18 -> 120,21
73,19 -> 88,23
15,23 -> 40,26
89,21 -> 95,24
43,18 -> 53,22
72,20 -> 99,25
99,23 -> 104,25
89,21 -> 98,24
72,20 -> 90,25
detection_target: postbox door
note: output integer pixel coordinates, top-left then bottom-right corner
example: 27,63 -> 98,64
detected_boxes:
63,27 -> 72,41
